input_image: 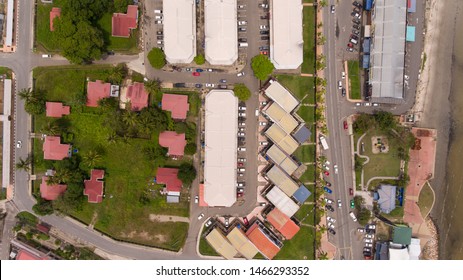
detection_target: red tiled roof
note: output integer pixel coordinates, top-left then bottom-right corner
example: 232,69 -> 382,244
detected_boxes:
125,82 -> 149,111
246,223 -> 281,259
84,169 -> 105,203
43,136 -> 70,160
156,168 -> 182,193
16,249 -> 49,260
40,176 -> 67,201
87,80 -> 111,107
159,131 -> 187,157
266,208 -> 300,239
162,94 -> 189,120
49,7 -> 61,31
111,5 -> 138,38
46,102 -> 70,118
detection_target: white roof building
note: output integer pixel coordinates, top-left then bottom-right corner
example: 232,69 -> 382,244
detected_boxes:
163,0 -> 197,64
264,80 -> 299,113
5,0 -> 14,47
270,0 -> 303,69
2,80 -> 12,189
266,186 -> 300,217
204,0 -> 238,65
204,90 -> 238,207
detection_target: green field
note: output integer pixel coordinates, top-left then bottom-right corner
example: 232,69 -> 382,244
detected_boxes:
274,226 -> 315,260
418,182 -> 434,218
301,7 -> 316,74
97,13 -> 139,53
294,144 -> 316,163
299,164 -> 316,183
0,67 -> 13,79
36,2 -> 61,51
32,65 -> 190,250
297,105 -> 315,124
348,61 -> 361,100
276,75 -> 315,104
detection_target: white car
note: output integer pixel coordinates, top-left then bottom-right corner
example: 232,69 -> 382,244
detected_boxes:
16,140 -> 22,148
238,106 -> 246,111
327,216 -> 336,223
341,72 -> 346,79
355,102 -> 362,106
236,182 -> 245,187
259,25 -> 268,30
334,164 -> 338,174
259,121 -> 267,126
260,101 -> 268,106
198,213 -> 205,220
364,243 -> 373,248
207,68 -> 213,72
324,198 -> 333,204
255,109 -> 259,116
364,102 -> 371,106
238,132 -> 245,137
194,195 -> 199,204
338,80 -> 342,89
259,141 -> 268,146
238,21 -> 247,26
349,211 -> 358,222
205,83 -> 215,88
205,219 -> 213,227
325,161 -> 331,165
238,112 -> 246,117
372,103 -> 379,107
239,122 -> 246,126
238,147 -> 246,152
237,72 -> 245,77
323,164 -> 330,171
260,3 -> 269,8
337,199 -> 342,207
365,234 -> 375,239
364,238 -> 373,243
327,222 -> 335,229
238,158 -> 246,162
357,228 -> 365,233
367,224 -> 376,230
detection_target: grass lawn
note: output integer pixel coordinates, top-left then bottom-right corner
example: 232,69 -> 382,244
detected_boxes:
274,226 -> 315,260
294,204 -> 315,224
361,131 -> 402,184
35,1 -> 62,51
32,65 -> 190,250
97,13 -> 139,53
294,144 -> 316,163
299,164 -> 316,183
418,182 -> 434,218
276,75 -> 315,104
297,105 -> 315,124
0,67 -> 12,79
301,7 -> 316,74
348,61 -> 361,100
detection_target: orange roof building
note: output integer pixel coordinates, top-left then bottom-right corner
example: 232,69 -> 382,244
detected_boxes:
112,5 -> 138,38
43,136 -> 71,160
266,208 -> 300,239
161,94 -> 189,120
86,80 -> 111,107
84,169 -> 105,203
49,7 -> 61,31
16,249 -> 50,260
40,176 -> 67,201
125,82 -> 149,111
246,221 -> 282,260
46,102 -> 70,118
159,131 -> 187,157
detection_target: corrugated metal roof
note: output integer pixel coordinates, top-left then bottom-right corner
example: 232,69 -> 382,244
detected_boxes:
264,103 -> 299,134
266,208 -> 300,239
266,145 -> 299,175
266,165 -> 299,196
266,186 -> 300,217
205,228 -> 238,259
227,227 -> 259,259
265,124 -> 299,155
264,80 -> 299,113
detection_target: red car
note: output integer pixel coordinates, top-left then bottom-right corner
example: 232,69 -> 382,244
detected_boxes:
343,120 -> 348,130
349,188 -> 354,196
193,72 -> 200,76
324,171 -> 330,176
347,43 -> 353,48
238,162 -> 244,167
237,192 -> 243,198
243,217 -> 249,226
260,51 -> 268,55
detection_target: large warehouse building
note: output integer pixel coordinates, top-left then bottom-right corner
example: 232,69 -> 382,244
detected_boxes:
270,0 -> 303,69
204,0 -> 238,65
203,90 -> 238,207
163,0 -> 197,64
369,0 -> 407,103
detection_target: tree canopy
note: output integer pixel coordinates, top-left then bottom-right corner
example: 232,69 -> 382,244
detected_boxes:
184,143 -> 197,155
194,54 -> 205,65
251,54 -> 275,81
178,163 -> 197,186
233,84 -> 252,101
148,48 -> 166,69
18,88 -> 46,115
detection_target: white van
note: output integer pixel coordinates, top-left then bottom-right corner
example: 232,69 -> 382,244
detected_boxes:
155,15 -> 163,20
41,54 -> 51,58
238,42 -> 248,48
238,168 -> 245,172
154,9 -> 162,14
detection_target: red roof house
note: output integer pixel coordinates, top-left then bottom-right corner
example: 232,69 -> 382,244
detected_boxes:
40,176 -> 67,201
112,5 -> 138,38
246,222 -> 281,260
49,7 -> 61,31
84,169 -> 105,203
46,102 -> 70,118
43,136 -> 70,160
159,131 -> 187,157
125,82 -> 149,111
162,94 -> 190,120
87,80 -> 111,107
156,168 -> 182,194
16,249 -> 50,260
266,208 -> 300,239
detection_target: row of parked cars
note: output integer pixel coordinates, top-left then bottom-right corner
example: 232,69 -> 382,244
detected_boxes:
358,224 -> 376,259
346,2 -> 363,52
237,104 -> 247,198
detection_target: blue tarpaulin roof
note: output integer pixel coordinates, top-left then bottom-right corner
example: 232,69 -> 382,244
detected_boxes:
363,38 -> 370,54
408,0 -> 416,13
365,0 -> 373,11
362,55 -> 370,69
406,26 -> 416,42
293,185 -> 311,204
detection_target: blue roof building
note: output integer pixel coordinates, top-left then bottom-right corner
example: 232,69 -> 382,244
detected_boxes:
293,185 -> 311,204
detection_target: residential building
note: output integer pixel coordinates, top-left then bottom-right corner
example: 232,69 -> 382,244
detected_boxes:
246,220 -> 283,260
122,82 -> 149,111
226,227 -> 259,259
84,169 -> 105,203
112,5 -> 138,38
266,208 -> 300,239
45,102 -> 70,118
375,184 -> 397,214
40,176 -> 67,201
205,228 -> 237,260
161,94 -> 189,120
159,131 -> 187,158
42,136 -> 71,160
86,80 -> 111,107
156,168 -> 183,202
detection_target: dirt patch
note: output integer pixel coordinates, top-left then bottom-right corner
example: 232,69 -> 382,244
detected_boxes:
154,234 -> 167,243
149,214 -> 190,223
370,136 -> 389,154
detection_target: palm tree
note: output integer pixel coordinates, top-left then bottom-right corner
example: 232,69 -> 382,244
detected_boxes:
144,79 -> 161,95
53,168 -> 72,184
122,110 -> 137,127
83,150 -> 102,168
137,114 -> 155,136
318,251 -> 329,260
107,132 -> 118,144
18,88 -> 33,101
15,155 -> 32,172
41,121 -> 60,136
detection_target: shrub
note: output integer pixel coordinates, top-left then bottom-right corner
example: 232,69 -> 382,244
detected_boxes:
194,54 -> 205,65
147,48 -> 166,69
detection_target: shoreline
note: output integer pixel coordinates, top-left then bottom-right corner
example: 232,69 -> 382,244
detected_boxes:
412,0 -> 462,259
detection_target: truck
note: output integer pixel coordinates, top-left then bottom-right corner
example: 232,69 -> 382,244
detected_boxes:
320,136 -> 329,150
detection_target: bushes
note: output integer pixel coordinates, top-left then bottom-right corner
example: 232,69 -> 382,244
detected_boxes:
251,55 -> 274,81
148,48 -> 166,69
233,84 -> 252,101
194,54 -> 205,65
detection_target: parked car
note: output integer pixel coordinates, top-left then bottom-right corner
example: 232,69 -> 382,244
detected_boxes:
238,27 -> 247,32
238,147 -> 246,152
357,228 -> 365,233
324,171 -> 330,176
323,186 -> 333,194
205,83 -> 215,88
330,5 -> 335,13
259,121 -> 267,126
243,217 -> 249,226
364,243 -> 373,248
238,122 -> 246,126
259,46 -> 269,51
237,162 -> 244,167
352,18 -> 360,24
353,29 -> 360,35
238,112 -> 246,117
325,205 -> 335,212
347,47 -> 354,52
220,79 -> 227,83
238,38 -> 247,43
195,83 -> 202,88
195,195 -> 199,203
237,188 -> 244,193
224,217 -> 229,227
260,15 -> 268,20
341,71 -> 346,79
237,72 -> 245,77
337,199 -> 342,207
260,30 -> 269,35
343,121 -> 348,130
353,1 -> 363,9
327,216 -> 336,223
238,21 -> 247,26
260,36 -> 269,40
238,158 -> 246,162
196,68 -> 204,72
366,234 -> 375,239
260,101 -> 268,106
338,80 -> 342,89
349,188 -> 354,196
328,228 -> 336,235
238,132 -> 245,136
193,72 -> 200,76
351,34 -> 359,40
350,199 -> 355,208
205,219 -> 213,227
327,222 -> 335,229
353,24 -> 360,30
259,25 -> 268,30
238,106 -> 246,110
342,88 -> 346,97
260,51 -> 268,55
349,211 -> 358,222
198,213 -> 205,220
324,198 -> 333,204
259,141 -> 268,146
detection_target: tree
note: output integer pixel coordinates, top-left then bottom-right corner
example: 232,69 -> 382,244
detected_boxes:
353,113 -> 376,134
357,208 -> 371,226
112,0 -> 132,13
32,197 -> 54,216
41,121 -> 60,136
251,55 -> 275,81
107,63 -> 127,85
144,79 -> 161,95
53,182 -> 85,213
15,155 -> 32,172
61,0 -> 109,22
374,111 -> 396,131
184,143 -> 197,155
233,84 -> 252,101
178,163 -> 197,186
82,150 -> 102,168
147,48 -> 166,69
122,110 -> 138,128
18,88 -> 33,100
194,54 -> 205,65
143,146 -> 167,161
19,88 -> 46,115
